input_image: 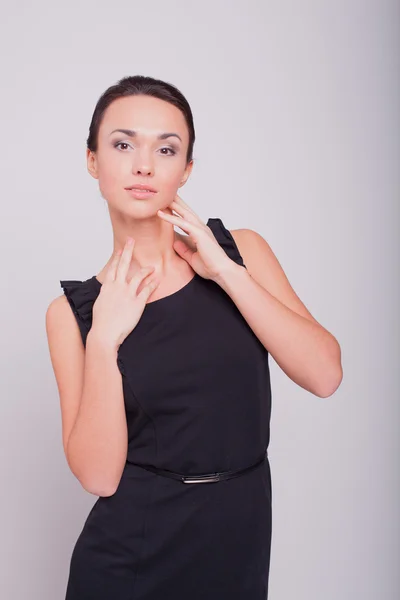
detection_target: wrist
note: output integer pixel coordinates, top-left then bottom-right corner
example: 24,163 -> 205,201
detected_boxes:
212,260 -> 248,289
86,328 -> 120,356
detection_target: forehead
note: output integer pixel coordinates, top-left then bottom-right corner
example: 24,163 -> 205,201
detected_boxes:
99,95 -> 188,139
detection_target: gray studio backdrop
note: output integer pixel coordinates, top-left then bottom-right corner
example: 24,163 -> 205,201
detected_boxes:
1,1 -> 399,599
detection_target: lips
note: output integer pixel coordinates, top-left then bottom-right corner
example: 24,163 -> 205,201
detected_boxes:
126,184 -> 157,193
126,187 -> 157,200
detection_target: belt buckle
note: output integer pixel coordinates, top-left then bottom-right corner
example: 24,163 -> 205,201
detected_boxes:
181,473 -> 221,484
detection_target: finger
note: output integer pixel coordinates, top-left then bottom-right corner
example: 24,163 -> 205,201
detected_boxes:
116,238 -> 136,282
104,249 -> 123,283
170,200 -> 203,226
157,211 -> 198,237
137,277 -> 160,302
173,238 -> 194,263
174,194 -> 201,221
128,265 -> 156,293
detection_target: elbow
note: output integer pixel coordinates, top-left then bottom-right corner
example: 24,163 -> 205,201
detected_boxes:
87,486 -> 117,498
80,477 -> 118,497
315,338 -> 343,398
66,449 -> 120,497
315,365 -> 343,398
71,463 -> 119,497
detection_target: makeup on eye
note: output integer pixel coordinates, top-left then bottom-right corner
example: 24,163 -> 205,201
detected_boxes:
113,141 -> 178,155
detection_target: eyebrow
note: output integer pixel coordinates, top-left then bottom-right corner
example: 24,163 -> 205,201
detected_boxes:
109,129 -> 182,142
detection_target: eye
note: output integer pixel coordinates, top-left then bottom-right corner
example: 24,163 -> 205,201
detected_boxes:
159,147 -> 177,156
114,142 -> 131,151
113,142 -> 177,155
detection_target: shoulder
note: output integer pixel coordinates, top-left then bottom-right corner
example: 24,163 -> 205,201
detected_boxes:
229,228 -> 320,324
45,294 -> 76,335
46,294 -> 69,320
229,228 -> 287,276
229,228 -> 284,279
229,228 -> 273,262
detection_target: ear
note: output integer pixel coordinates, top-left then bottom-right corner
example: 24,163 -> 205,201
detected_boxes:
178,160 -> 194,188
86,148 -> 99,180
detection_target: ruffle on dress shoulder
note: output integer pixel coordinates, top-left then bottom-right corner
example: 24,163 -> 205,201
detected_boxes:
59,277 -> 126,374
207,217 -> 247,268
59,277 -> 99,342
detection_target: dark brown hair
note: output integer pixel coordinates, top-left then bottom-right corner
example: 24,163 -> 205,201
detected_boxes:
86,75 -> 195,165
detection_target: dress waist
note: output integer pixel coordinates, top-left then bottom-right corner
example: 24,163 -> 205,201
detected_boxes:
126,449 -> 268,484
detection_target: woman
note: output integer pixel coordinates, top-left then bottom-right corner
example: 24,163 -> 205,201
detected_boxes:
46,75 -> 343,599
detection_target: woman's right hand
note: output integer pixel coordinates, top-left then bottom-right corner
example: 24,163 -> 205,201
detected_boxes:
91,237 -> 160,348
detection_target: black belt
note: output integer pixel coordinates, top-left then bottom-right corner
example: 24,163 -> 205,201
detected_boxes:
127,450 -> 268,484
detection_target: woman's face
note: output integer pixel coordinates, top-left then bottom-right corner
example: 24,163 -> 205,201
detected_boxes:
87,94 -> 193,217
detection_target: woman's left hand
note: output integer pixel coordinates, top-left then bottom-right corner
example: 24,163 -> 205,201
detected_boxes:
157,194 -> 233,281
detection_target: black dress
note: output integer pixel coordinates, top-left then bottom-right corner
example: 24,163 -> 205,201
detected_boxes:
60,217 -> 273,599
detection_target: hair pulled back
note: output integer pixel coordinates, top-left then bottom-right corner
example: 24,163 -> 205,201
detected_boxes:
86,75 -> 195,165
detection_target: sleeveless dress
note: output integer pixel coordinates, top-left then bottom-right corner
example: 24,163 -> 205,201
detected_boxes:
60,217 -> 273,599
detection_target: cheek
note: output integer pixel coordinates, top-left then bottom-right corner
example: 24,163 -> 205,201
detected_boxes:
98,173 -> 119,200
161,177 -> 181,195
157,164 -> 185,192
97,154 -> 125,196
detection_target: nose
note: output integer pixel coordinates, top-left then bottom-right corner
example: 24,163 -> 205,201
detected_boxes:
131,150 -> 154,177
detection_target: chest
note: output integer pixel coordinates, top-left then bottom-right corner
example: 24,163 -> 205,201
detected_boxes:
116,279 -> 269,416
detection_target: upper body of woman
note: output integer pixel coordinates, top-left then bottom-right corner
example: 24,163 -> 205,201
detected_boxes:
46,75 -> 343,496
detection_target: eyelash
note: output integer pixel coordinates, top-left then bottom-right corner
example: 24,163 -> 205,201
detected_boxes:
113,142 -> 177,156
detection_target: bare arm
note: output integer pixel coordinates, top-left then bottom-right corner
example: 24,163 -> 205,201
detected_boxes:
47,240 -> 159,496
66,328 -> 127,496
46,297 -> 127,497
220,229 -> 343,397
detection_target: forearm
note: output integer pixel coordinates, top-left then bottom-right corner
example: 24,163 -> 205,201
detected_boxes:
67,329 -> 128,495
214,263 -> 342,397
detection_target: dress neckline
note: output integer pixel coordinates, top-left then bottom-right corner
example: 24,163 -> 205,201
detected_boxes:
87,217 -> 237,310
91,271 -> 200,309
